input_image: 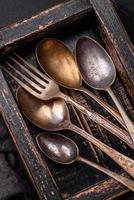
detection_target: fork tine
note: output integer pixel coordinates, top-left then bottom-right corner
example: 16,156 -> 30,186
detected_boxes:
3,66 -> 40,97
5,61 -> 42,92
13,52 -> 50,82
9,56 -> 48,88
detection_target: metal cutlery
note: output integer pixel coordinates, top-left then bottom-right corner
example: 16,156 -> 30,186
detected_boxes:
16,87 -> 134,178
2,53 -> 133,148
36,38 -> 125,129
76,36 -> 134,142
36,132 -> 134,191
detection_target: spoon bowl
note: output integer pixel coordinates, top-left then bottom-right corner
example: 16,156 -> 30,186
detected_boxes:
76,36 -> 134,142
16,87 -> 70,131
16,86 -> 133,149
36,132 -> 78,164
36,38 -> 81,89
76,37 -> 116,90
36,132 -> 134,191
36,38 -> 126,129
16,86 -> 134,178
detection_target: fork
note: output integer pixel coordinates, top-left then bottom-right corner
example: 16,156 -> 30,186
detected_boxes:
2,53 -> 134,148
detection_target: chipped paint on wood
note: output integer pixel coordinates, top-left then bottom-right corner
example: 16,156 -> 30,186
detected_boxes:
0,0 -> 134,199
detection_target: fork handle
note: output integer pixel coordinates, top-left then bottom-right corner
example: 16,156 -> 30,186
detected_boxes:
65,95 -> 134,149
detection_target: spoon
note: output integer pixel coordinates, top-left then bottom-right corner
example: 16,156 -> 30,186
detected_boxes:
16,87 -> 134,178
36,132 -> 134,191
36,38 -> 125,129
76,36 -> 134,142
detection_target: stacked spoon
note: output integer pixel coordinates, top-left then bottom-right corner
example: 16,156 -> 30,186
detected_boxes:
36,132 -> 134,191
16,88 -> 134,179
3,36 -> 134,192
36,37 -> 134,142
36,38 -> 126,130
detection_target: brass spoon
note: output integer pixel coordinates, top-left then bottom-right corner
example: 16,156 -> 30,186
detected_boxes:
36,132 -> 134,192
36,38 -> 125,129
76,36 -> 134,142
6,54 -> 131,146
16,87 -> 134,178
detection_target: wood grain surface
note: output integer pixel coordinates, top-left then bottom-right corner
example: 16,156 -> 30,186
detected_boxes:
0,0 -> 134,199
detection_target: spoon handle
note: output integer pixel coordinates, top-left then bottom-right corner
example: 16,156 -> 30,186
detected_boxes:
106,87 -> 134,143
77,156 -> 134,191
80,86 -> 126,130
68,123 -> 134,178
65,96 -> 134,149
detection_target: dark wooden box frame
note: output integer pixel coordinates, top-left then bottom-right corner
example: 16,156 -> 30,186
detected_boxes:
0,0 -> 134,199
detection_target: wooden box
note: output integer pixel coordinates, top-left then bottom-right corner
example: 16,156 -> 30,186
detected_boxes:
0,0 -> 134,199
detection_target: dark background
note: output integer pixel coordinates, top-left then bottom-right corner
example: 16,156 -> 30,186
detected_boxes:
0,0 -> 134,28
0,0 -> 134,199
0,0 -> 65,28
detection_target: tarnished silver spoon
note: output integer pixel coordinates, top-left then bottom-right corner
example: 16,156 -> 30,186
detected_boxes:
16,87 -> 134,177
76,36 -> 134,142
36,132 -> 134,191
36,38 -> 125,129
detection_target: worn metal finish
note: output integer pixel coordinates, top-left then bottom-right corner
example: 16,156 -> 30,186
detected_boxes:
76,37 -> 116,90
76,36 -> 134,143
36,133 -> 79,164
0,0 -> 134,199
36,132 -> 134,191
36,38 -> 81,89
0,71 -> 62,200
3,53 -> 132,148
16,87 -> 134,178
36,38 -> 125,129
16,88 -> 69,131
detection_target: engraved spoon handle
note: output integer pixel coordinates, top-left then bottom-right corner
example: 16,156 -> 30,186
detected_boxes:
77,156 -> 134,191
68,123 -> 134,178
65,95 -> 133,149
106,87 -> 134,143
79,86 -> 126,129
